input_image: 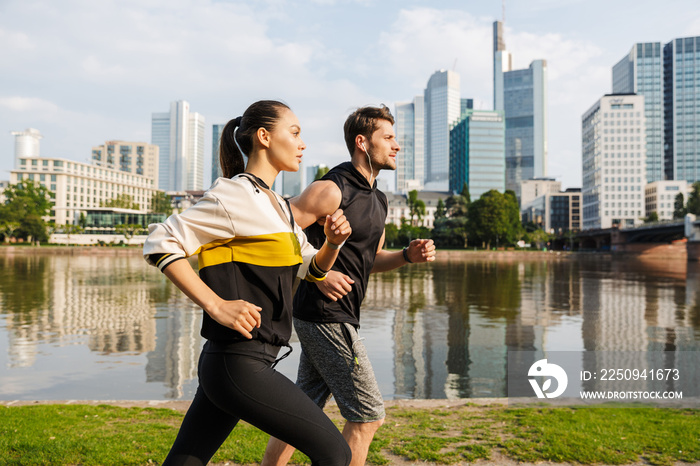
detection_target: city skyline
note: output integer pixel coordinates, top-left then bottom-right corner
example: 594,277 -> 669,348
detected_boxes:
2,0 -> 700,192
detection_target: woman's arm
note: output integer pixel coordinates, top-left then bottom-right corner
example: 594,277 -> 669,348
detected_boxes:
162,257 -> 262,339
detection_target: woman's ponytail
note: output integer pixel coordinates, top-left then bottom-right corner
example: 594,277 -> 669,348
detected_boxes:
219,116 -> 245,178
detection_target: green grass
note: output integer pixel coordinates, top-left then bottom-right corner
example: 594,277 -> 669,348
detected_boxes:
1,403 -> 699,465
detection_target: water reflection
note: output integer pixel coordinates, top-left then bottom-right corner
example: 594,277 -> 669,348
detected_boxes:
0,251 -> 698,400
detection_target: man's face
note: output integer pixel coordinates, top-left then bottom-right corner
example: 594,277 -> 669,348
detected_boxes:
366,119 -> 400,171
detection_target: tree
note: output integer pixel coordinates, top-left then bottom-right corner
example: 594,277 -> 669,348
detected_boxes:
687,182 -> 700,216
1,181 -> 52,244
2,181 -> 51,220
150,191 -> 172,214
102,194 -> 140,210
434,198 -> 446,221
115,224 -> 145,241
384,223 -> 399,249
673,193 -> 687,219
459,182 -> 471,205
406,190 -> 425,226
503,190 -> 524,245
314,166 -> 329,181
644,211 -> 659,223
467,190 -> 511,249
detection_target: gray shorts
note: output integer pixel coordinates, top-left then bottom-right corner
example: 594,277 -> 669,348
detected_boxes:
293,317 -> 385,423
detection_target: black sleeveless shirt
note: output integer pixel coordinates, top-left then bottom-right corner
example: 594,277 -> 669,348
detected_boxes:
293,162 -> 388,327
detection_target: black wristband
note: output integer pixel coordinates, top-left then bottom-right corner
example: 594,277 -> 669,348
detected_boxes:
402,247 -> 413,263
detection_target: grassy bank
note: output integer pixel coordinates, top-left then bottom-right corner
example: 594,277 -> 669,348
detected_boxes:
1,402 -> 698,465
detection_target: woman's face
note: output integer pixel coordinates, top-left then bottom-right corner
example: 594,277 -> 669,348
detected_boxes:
267,108 -> 306,172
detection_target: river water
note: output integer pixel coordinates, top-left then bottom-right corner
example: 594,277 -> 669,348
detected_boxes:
0,249 -> 698,400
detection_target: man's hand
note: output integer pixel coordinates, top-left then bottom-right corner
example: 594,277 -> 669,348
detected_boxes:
405,239 -> 436,263
315,270 -> 354,301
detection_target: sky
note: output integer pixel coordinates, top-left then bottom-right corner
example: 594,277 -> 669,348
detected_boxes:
2,0 -> 700,192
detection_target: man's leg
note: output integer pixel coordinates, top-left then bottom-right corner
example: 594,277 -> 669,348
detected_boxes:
292,320 -> 386,465
262,437 -> 296,466
342,419 -> 384,466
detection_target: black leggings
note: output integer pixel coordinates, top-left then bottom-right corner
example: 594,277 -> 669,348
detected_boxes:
163,341 -> 351,466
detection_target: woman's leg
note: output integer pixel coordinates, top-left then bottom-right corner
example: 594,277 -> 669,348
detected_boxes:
162,384 -> 240,466
202,351 -> 351,466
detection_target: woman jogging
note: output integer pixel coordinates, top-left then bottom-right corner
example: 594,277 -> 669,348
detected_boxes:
144,100 -> 352,466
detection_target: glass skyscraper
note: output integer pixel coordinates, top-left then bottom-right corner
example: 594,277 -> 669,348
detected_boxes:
612,42 -> 664,183
151,100 -> 205,192
211,123 -> 224,184
664,36 -> 700,183
492,21 -> 548,200
424,70 -> 461,192
449,109 -> 505,200
395,96 -> 424,193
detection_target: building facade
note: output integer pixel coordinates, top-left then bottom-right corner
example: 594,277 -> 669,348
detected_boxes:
424,70 -> 461,191
644,180 -> 689,221
521,188 -> 581,233
211,124 -> 225,184
492,21 -> 548,200
11,128 -> 42,166
91,141 -> 159,188
448,109 -> 505,200
520,178 -> 562,208
581,94 -> 646,230
613,42 -> 664,183
11,157 -> 160,225
151,100 -> 205,192
664,36 -> 700,183
395,96 -> 425,193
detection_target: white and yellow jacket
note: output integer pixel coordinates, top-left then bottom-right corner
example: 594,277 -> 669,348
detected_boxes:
144,174 -> 324,346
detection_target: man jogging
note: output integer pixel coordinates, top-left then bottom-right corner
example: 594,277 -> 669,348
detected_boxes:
263,105 -> 436,466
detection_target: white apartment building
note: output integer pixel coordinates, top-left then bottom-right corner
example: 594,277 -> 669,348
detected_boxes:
519,178 -> 561,208
91,141 -> 159,188
644,180 -> 689,221
582,94 -> 646,230
11,157 -> 160,225
385,191 -> 449,229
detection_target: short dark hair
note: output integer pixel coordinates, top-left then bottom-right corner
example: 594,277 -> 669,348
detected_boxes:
343,105 -> 395,156
219,100 -> 291,178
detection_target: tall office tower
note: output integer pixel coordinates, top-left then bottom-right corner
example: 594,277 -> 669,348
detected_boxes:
493,21 -> 512,111
211,124 -> 225,183
424,69 -> 461,191
151,100 -> 205,192
493,21 -> 548,199
449,109 -> 505,199
664,36 -> 700,183
305,163 -> 327,188
395,96 -> 425,193
581,94 -> 646,230
91,141 -> 159,186
11,128 -> 42,166
612,42 -> 664,183
273,169 -> 303,198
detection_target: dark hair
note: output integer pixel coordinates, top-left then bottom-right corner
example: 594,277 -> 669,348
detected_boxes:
343,105 -> 395,156
219,100 -> 291,178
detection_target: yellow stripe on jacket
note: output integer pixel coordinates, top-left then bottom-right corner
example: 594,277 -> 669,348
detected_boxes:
198,232 -> 303,269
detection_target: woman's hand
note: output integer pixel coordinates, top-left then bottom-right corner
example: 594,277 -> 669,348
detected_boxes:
323,208 -> 351,246
207,299 -> 262,339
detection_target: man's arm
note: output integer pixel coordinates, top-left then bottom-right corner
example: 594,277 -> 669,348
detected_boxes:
371,230 -> 436,273
290,180 -> 342,229
290,179 -> 354,301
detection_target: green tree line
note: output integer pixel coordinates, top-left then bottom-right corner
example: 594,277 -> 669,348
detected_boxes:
0,182 -> 172,244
